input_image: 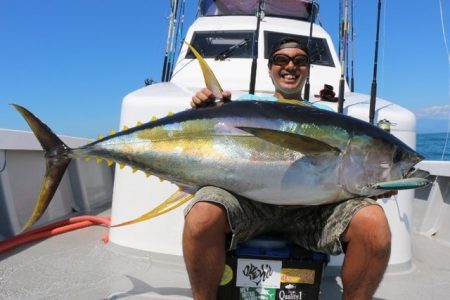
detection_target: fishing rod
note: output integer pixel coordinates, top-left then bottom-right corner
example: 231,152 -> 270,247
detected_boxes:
303,0 -> 317,101
369,0 -> 382,124
337,0 -> 349,113
350,0 -> 355,92
345,2 -> 349,86
249,0 -> 263,95
338,0 -> 342,59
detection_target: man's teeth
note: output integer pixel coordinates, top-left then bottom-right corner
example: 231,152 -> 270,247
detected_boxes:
283,74 -> 297,80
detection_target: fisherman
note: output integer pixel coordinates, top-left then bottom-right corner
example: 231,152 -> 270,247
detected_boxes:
184,37 -> 395,300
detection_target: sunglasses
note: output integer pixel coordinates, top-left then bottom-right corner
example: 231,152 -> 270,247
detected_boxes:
270,54 -> 309,66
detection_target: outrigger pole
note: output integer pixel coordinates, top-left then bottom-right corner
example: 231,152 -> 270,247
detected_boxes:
369,0 -> 382,124
249,0 -> 263,95
304,0 -> 317,101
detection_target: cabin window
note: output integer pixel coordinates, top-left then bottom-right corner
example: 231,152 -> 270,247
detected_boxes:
186,31 -> 255,60
264,31 -> 335,67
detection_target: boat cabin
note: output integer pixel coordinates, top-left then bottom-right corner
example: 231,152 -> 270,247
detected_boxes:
170,0 -> 343,98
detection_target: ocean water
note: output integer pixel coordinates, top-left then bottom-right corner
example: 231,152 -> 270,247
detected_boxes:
417,132 -> 450,161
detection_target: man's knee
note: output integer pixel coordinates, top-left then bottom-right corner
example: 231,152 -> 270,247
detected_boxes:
345,205 -> 391,256
184,201 -> 230,239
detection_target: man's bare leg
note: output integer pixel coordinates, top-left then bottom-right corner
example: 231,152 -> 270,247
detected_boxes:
183,202 -> 230,300
341,205 -> 391,300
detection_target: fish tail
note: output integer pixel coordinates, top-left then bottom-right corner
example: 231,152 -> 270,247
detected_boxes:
11,104 -> 72,232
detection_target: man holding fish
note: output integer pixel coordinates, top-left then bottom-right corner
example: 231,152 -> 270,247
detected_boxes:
184,37 -> 395,300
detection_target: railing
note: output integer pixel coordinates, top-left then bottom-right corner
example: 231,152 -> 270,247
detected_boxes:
413,160 -> 450,245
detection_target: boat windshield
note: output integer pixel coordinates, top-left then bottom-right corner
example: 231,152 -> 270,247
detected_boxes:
199,0 -> 316,21
186,30 -> 335,67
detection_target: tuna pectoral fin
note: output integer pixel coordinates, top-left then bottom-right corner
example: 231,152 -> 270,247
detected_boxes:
236,127 -> 341,154
111,189 -> 195,227
373,178 -> 431,190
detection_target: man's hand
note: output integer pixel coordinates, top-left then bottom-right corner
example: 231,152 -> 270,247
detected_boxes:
190,88 -> 232,108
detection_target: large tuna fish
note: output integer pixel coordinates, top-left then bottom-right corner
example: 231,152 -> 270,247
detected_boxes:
13,100 -> 429,232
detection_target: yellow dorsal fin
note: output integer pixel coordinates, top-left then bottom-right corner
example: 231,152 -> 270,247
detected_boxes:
109,129 -> 116,135
278,98 -> 315,107
184,41 -> 223,99
122,125 -> 129,131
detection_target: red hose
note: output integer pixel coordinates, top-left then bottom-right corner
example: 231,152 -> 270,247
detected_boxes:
0,216 -> 111,254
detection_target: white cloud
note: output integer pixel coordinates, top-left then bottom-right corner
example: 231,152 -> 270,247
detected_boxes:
416,104 -> 450,119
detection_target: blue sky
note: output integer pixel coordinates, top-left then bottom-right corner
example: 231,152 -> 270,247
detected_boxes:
0,0 -> 449,137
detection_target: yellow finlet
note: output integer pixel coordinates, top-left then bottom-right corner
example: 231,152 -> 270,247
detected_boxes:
85,156 -> 91,161
167,112 -> 174,117
136,121 -> 143,126
132,167 -> 138,173
184,41 -> 223,99
96,157 -> 102,164
122,125 -> 129,130
107,160 -> 114,167
98,135 -> 104,140
119,163 -> 126,169
145,172 -> 152,177
109,129 -> 116,135
151,116 -> 158,122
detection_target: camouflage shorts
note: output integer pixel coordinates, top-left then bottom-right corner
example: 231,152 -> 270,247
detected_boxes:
184,186 -> 378,255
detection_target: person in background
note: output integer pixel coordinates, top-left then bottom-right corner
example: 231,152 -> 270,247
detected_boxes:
184,37 -> 395,300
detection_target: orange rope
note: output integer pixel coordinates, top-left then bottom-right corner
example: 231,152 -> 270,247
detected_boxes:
0,216 -> 111,254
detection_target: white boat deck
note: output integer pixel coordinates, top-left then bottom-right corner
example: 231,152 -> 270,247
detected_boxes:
1,208 -> 450,300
